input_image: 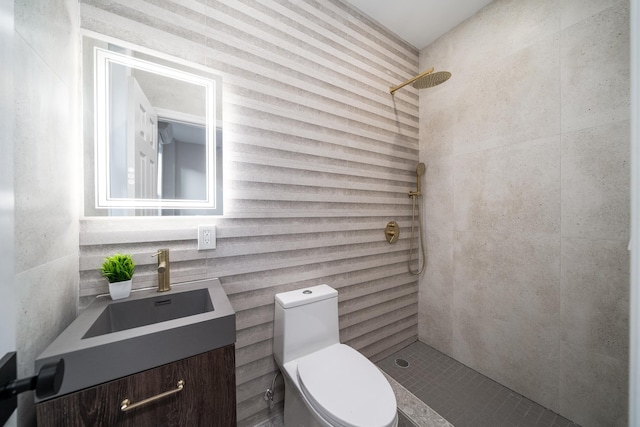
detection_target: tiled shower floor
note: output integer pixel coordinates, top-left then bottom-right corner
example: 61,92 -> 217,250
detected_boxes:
378,341 -> 580,427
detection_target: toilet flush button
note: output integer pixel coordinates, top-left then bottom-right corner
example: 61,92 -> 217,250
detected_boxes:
303,290 -> 312,294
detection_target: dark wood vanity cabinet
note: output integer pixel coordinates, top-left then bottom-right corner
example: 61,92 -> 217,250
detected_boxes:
36,344 -> 236,427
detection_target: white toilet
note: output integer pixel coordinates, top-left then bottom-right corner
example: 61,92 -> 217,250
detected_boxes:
273,284 -> 398,427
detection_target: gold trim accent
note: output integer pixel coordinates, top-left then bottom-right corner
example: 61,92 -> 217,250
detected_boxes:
120,380 -> 185,412
385,221 -> 400,244
389,68 -> 434,95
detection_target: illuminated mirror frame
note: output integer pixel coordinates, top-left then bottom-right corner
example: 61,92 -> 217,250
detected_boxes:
94,47 -> 218,210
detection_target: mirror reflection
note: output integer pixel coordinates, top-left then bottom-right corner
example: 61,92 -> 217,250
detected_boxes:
83,35 -> 223,216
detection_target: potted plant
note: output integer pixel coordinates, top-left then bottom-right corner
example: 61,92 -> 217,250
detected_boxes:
100,253 -> 135,300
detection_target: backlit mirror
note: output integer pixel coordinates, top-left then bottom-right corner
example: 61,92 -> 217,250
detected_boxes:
83,35 -> 223,216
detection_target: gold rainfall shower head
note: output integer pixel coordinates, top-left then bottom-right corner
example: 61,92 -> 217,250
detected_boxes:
389,67 -> 452,95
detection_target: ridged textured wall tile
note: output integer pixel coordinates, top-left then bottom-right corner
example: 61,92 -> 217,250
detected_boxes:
78,1 -> 421,424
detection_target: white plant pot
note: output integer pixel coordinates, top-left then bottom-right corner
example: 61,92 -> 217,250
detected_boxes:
109,279 -> 132,300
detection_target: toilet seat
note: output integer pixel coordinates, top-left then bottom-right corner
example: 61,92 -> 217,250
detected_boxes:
296,344 -> 397,427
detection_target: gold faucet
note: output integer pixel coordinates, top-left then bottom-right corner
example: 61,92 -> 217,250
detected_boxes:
152,249 -> 171,292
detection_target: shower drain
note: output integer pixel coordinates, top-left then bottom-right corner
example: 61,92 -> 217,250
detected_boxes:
394,358 -> 409,368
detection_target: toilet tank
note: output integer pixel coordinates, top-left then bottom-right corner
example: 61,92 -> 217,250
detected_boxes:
273,285 -> 339,366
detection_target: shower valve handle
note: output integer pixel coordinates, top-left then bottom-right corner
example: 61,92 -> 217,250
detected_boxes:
385,221 -> 399,244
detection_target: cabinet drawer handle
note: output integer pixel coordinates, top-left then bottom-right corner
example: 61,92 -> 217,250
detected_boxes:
120,380 -> 185,412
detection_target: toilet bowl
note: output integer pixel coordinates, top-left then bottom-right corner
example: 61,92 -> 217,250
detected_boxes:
274,285 -> 398,427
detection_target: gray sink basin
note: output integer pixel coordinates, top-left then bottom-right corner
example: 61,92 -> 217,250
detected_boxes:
83,288 -> 214,338
35,278 -> 235,402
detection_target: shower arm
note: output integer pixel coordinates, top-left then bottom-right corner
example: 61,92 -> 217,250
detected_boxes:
389,68 -> 434,95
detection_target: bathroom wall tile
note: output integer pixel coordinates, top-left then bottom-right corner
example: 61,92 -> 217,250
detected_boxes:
452,230 -> 561,410
13,35 -> 79,274
419,0 -> 563,159
418,33 -> 462,163
80,2 -> 422,424
251,413 -> 284,427
452,231 -> 561,328
422,155 -> 454,242
422,154 -> 453,201
451,33 -> 561,156
561,121 -> 630,240
439,0 -> 560,72
15,253 -> 78,426
560,1 -> 630,133
418,156 -> 453,352
15,254 -> 78,378
454,135 -> 561,235
419,155 -> 454,352
12,0 -> 79,424
80,4 -> 211,68
419,99 -> 457,159
418,0 -> 629,424
560,0 -> 627,31
418,227 -> 453,354
15,0 -> 78,88
560,237 -> 629,360
559,342 -> 628,427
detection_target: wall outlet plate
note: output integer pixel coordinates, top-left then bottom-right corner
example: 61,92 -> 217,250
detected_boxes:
198,225 -> 216,250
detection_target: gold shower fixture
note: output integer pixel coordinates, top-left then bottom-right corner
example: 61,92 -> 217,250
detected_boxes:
389,67 -> 452,95
385,221 -> 400,244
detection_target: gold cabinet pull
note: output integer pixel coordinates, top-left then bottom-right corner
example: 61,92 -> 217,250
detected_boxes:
120,380 -> 185,412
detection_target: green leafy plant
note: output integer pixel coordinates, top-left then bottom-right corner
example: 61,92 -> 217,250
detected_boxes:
100,253 -> 135,283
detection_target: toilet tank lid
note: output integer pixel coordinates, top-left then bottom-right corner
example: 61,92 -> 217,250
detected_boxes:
275,284 -> 337,308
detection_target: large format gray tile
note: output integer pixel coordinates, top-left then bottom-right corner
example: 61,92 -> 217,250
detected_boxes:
560,1 -> 630,133
439,0 -> 560,73
415,0 -> 630,426
452,230 -> 561,410
450,33 -> 561,156
16,253 -> 78,426
418,228 -> 453,354
560,0 -> 627,30
561,121 -> 630,240
454,136 -> 561,235
560,237 -> 629,360
13,36 -> 79,274
559,342 -> 627,427
419,154 -> 454,352
15,0 -> 78,87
